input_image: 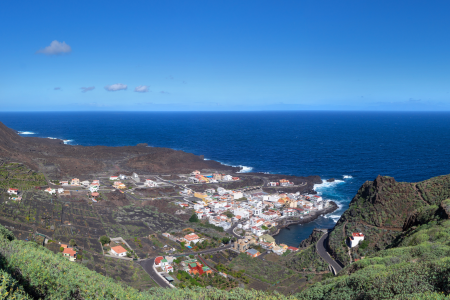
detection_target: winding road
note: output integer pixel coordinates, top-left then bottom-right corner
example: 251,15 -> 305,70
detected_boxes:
137,245 -> 233,288
316,232 -> 343,275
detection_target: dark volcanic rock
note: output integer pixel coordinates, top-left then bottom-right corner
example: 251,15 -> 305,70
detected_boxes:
0,121 -> 239,177
299,228 -> 326,248
326,178 -> 335,182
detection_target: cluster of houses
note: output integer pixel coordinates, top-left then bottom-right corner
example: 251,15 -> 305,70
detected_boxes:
181,183 -> 329,237
187,170 -> 240,184
267,179 -> 295,187
233,234 -> 299,256
154,255 -> 213,281
38,179 -> 101,199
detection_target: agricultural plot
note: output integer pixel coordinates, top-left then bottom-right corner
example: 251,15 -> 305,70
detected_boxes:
0,162 -> 47,190
103,257 -> 158,291
267,273 -> 307,295
228,253 -> 295,285
115,204 -> 186,234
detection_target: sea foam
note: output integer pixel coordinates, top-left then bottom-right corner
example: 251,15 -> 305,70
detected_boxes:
18,131 -> 35,134
313,179 -> 345,193
237,166 -> 253,173
343,175 -> 353,179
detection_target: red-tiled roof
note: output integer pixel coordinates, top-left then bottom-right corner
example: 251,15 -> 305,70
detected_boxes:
155,256 -> 164,265
111,245 -> 127,254
63,248 -> 77,256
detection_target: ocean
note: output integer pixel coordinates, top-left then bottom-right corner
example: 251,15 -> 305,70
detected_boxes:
2,111 -> 450,246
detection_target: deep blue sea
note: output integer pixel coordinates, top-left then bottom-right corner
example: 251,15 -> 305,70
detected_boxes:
1,111 -> 450,246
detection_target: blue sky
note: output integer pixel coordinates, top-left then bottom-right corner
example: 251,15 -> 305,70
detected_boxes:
1,0 -> 450,111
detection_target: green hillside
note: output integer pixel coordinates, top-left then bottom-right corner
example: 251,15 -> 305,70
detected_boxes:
0,224 -> 295,299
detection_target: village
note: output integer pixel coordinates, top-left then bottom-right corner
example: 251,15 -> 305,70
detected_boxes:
4,166 -> 340,290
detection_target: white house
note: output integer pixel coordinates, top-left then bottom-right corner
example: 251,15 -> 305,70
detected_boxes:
188,177 -> 199,183
119,174 -> 127,180
349,232 -> 365,248
89,186 -> 99,193
223,175 -> 233,181
184,233 -> 201,244
109,176 -> 119,181
57,188 -> 65,194
252,208 -> 262,216
251,226 -> 263,236
7,188 -> 18,195
111,245 -> 127,257
81,180 -> 90,187
60,181 -> 69,186
232,191 -> 244,200
233,208 -> 250,219
145,179 -> 157,187
263,195 -> 280,202
194,203 -> 204,210
45,188 -> 56,194
261,211 -> 278,220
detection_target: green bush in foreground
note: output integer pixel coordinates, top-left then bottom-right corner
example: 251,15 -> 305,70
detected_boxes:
0,224 -> 294,299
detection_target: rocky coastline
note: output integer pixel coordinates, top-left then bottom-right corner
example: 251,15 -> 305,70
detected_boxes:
270,201 -> 339,239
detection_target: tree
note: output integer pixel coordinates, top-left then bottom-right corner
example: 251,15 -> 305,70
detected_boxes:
189,213 -> 199,223
99,235 -> 110,245
59,247 -> 64,252
69,239 -> 76,247
126,251 -> 132,258
221,237 -> 230,244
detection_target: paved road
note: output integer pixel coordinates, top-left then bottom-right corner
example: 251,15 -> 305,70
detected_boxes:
137,258 -> 172,288
316,232 -> 343,275
137,245 -> 233,288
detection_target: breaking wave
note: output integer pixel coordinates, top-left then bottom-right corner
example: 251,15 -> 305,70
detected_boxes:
313,179 -> 345,193
18,131 -> 35,134
343,175 -> 353,179
63,140 -> 73,145
237,166 -> 253,173
325,214 -> 341,223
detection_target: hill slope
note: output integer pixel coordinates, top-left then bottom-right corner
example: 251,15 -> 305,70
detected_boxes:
327,175 -> 450,265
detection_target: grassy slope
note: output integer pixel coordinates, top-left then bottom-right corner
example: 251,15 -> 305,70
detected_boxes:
328,175 -> 450,265
0,224 -> 296,299
296,217 -> 450,299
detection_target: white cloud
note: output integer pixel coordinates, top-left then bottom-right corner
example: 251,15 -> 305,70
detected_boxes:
104,83 -> 127,91
134,85 -> 149,93
36,40 -> 72,55
81,86 -> 95,92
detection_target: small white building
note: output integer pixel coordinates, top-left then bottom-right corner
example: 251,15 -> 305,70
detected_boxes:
251,226 -> 263,236
7,188 -> 18,195
57,188 -> 65,194
45,188 -> 56,194
60,181 -> 69,186
223,175 -> 233,181
232,191 -> 244,200
349,232 -> 365,248
81,180 -> 90,187
89,186 -> 99,193
111,245 -> 127,257
119,174 -> 127,180
145,179 -> 157,187
109,176 -> 119,181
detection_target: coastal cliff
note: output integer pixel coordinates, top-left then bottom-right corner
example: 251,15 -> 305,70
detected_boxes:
326,174 -> 450,265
